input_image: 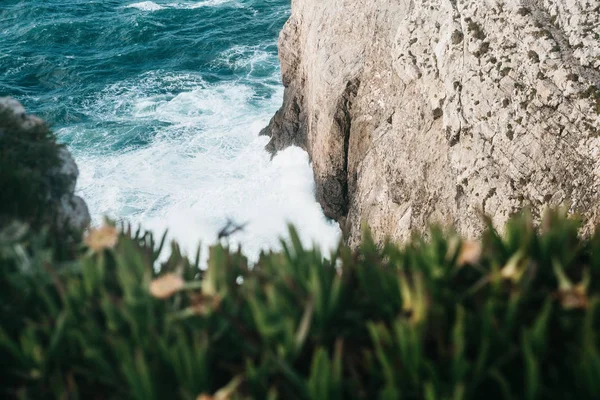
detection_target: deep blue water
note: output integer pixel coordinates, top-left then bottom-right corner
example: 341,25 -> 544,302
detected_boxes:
0,0 -> 340,259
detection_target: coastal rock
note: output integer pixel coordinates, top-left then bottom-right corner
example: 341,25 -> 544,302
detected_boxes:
54,147 -> 90,233
263,0 -> 600,245
0,97 -> 90,233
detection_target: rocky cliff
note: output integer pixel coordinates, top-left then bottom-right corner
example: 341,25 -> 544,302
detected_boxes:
0,98 -> 90,235
262,0 -> 600,245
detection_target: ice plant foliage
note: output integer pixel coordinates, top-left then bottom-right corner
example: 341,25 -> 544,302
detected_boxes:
1,210 -> 600,399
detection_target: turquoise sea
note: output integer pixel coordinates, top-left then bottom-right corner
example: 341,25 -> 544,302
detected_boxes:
0,0 -> 340,259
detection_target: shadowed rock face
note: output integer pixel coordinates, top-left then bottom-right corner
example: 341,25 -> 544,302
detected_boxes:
0,97 -> 90,234
262,0 -> 600,246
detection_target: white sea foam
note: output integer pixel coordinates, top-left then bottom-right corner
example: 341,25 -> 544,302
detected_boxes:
125,0 -> 238,11
182,0 -> 236,9
215,45 -> 274,73
66,67 -> 341,264
125,1 -> 164,11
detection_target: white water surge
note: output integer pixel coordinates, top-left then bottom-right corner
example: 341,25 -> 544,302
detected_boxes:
64,65 -> 341,262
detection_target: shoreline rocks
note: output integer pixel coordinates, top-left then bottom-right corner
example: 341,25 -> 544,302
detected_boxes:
0,97 -> 90,235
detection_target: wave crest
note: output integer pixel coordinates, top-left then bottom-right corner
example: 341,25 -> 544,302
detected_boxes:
125,1 -> 164,11
126,0 -> 238,12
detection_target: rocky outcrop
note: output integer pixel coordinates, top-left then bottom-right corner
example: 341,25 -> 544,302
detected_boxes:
0,97 -> 90,234
262,0 -> 600,246
54,147 -> 91,233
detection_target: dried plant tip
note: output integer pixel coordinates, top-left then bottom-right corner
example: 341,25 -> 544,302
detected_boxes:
197,376 -> 242,400
500,252 -> 529,283
85,225 -> 118,252
149,273 -> 185,299
190,293 -> 222,315
457,240 -> 482,266
501,261 -> 517,280
558,286 -> 589,310
554,264 -> 590,310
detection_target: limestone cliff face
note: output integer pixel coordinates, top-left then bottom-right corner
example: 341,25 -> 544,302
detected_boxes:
262,0 -> 600,245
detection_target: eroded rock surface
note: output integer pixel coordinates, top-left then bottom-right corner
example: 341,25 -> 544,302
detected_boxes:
262,0 -> 600,245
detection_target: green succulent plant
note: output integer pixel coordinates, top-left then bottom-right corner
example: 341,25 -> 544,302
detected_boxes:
1,209 -> 599,400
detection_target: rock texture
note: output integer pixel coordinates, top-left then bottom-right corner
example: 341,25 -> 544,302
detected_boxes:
262,0 -> 600,246
0,97 -> 90,233
55,147 -> 91,233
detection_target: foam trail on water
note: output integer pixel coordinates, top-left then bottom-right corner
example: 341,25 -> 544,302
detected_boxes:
125,0 -> 238,11
183,0 -> 237,9
125,1 -> 165,11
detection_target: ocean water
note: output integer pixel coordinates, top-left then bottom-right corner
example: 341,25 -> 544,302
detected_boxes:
0,0 -> 340,260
